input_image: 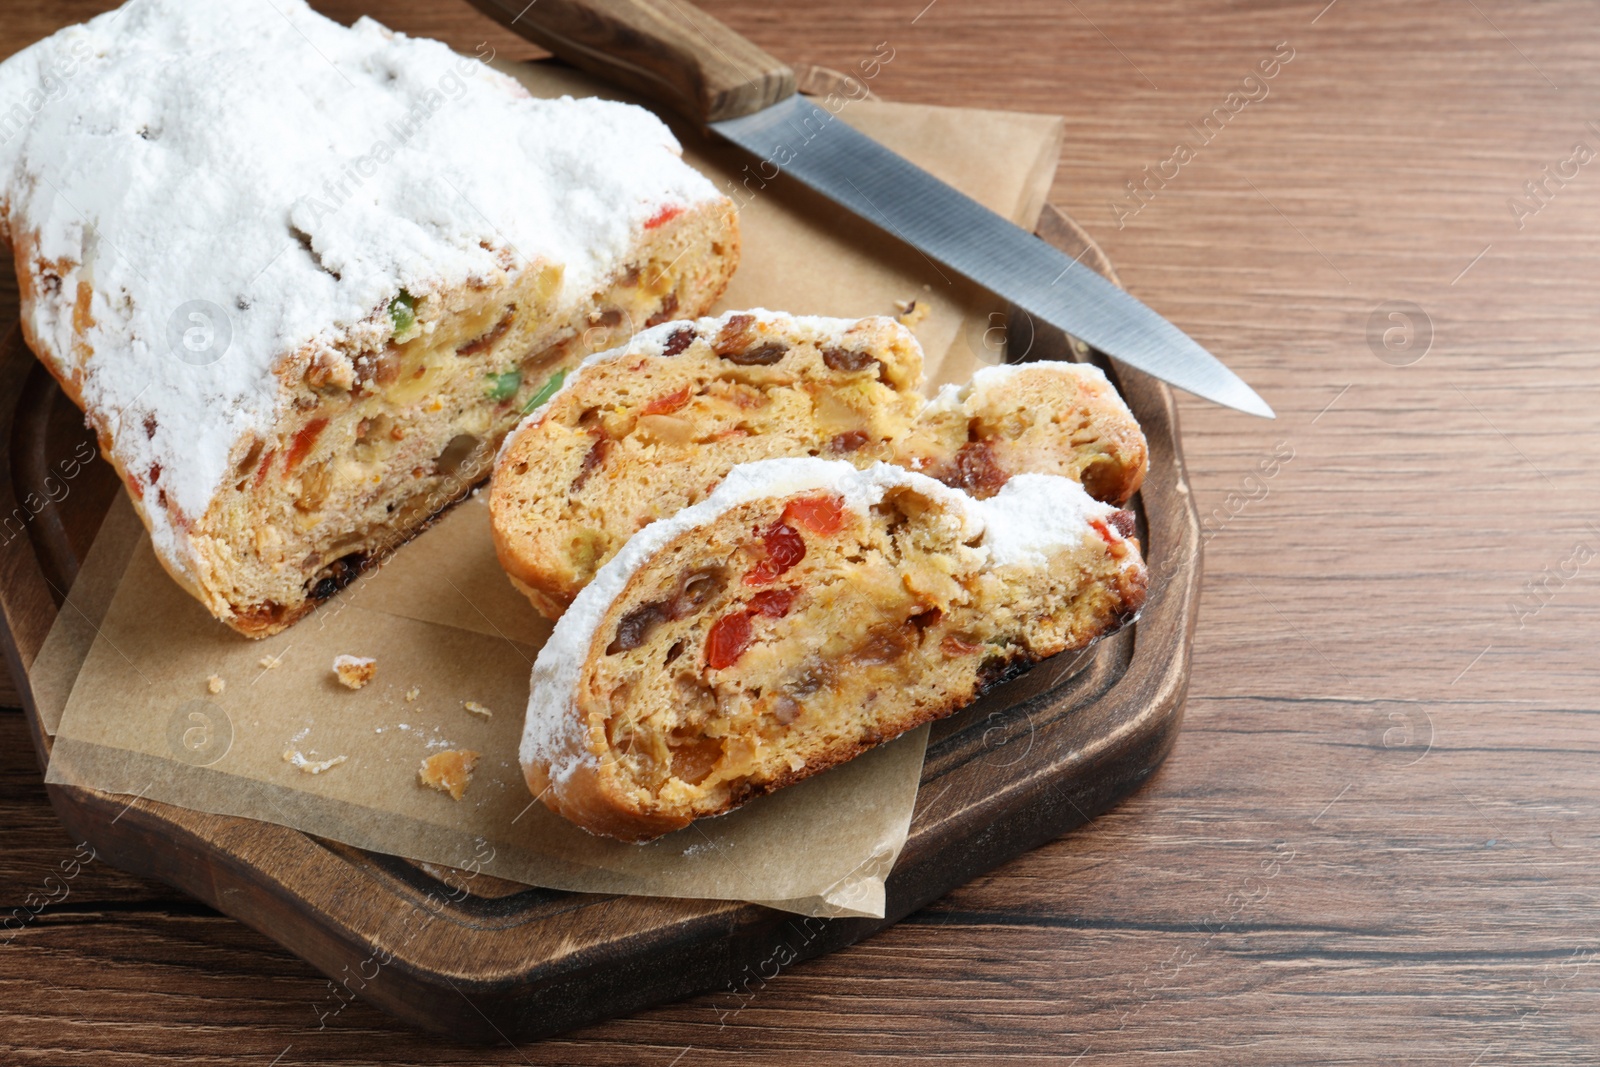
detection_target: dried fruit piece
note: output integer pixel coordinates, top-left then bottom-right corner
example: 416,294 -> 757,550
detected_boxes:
744,521 -> 806,585
521,368 -> 567,414
388,289 -> 416,335
661,327 -> 696,356
821,345 -> 878,372
721,341 -> 787,366
286,418 -> 328,472
941,439 -> 1008,498
783,492 -> 846,536
607,601 -> 667,654
748,588 -> 797,618
705,611 -> 752,670
712,313 -> 755,355
571,435 -> 610,492
486,369 -> 521,400
419,750 -> 480,800
828,430 -> 870,453
641,385 -> 692,416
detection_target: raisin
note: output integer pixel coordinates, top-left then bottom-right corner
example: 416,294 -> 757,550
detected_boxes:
821,346 -> 879,373
853,625 -> 913,666
940,439 -> 1008,498
783,492 -> 846,536
662,327 -> 696,356
705,611 -> 752,670
941,633 -> 981,657
143,414 -> 157,439
829,430 -> 870,453
748,588 -> 797,618
721,342 -> 787,366
308,553 -> 366,602
607,602 -> 668,655
571,434 -> 610,492
1109,509 -> 1137,539
910,607 -> 943,632
642,385 -> 692,416
712,314 -> 756,355
669,568 -> 725,618
744,522 -> 806,585
148,462 -> 161,484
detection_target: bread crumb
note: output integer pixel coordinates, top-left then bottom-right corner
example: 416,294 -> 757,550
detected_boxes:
894,298 -> 929,328
258,653 -> 283,670
405,686 -> 420,702
463,701 -> 492,719
283,748 -> 347,775
333,654 -> 377,690
418,750 -> 480,800
206,674 -> 225,694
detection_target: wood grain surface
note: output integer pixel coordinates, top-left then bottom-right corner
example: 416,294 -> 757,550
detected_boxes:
5,0 -> 1600,1063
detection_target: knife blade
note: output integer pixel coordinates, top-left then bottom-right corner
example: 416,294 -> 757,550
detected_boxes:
465,0 -> 1274,417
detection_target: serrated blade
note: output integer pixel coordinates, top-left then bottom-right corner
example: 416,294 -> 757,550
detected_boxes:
712,96 -> 1273,418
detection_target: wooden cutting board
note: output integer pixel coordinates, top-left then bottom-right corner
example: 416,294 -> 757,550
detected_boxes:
0,202 -> 1199,1042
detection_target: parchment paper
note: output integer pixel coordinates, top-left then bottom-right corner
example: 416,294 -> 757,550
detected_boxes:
37,59 -> 1064,919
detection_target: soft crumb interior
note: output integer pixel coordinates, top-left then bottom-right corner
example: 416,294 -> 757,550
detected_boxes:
496,317 -> 924,602
498,345 -> 1146,617
202,210 -> 731,633
579,486 -> 1135,822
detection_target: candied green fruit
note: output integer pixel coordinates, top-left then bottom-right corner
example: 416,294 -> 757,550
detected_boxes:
522,368 -> 567,413
488,369 -> 521,401
388,290 -> 416,335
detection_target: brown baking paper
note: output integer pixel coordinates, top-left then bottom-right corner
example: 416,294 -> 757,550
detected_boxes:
37,59 -> 1064,919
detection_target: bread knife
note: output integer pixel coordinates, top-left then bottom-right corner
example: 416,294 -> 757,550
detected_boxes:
465,0 -> 1274,417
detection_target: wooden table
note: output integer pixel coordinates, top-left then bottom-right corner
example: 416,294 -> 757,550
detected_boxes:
6,0 -> 1600,1062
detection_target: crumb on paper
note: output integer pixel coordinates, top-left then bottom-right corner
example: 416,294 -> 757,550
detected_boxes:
405,686 -> 420,702
419,750 -> 480,800
283,748 -> 347,775
463,701 -> 492,719
258,653 -> 283,670
206,674 -> 225,694
333,654 -> 377,690
894,298 -> 929,328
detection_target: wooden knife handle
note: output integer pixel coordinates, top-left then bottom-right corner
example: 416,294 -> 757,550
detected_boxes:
464,0 -> 796,123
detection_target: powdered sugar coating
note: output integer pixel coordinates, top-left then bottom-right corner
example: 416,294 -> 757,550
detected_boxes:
0,0 -> 721,574
519,458 -> 1128,783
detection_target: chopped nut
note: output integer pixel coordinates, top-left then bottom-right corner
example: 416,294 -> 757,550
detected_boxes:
405,686 -> 420,702
283,748 -> 347,775
419,750 -> 480,800
257,653 -> 283,670
332,654 -> 377,690
463,701 -> 492,719
206,674 -> 226,694
894,298 -> 929,328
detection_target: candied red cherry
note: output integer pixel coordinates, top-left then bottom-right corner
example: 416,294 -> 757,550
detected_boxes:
705,611 -> 752,670
783,492 -> 846,536
748,588 -> 797,618
744,521 -> 806,585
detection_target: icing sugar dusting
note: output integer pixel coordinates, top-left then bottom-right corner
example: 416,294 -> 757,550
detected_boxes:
0,0 -> 720,571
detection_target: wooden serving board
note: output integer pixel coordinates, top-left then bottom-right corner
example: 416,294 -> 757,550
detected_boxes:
0,202 -> 1199,1043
